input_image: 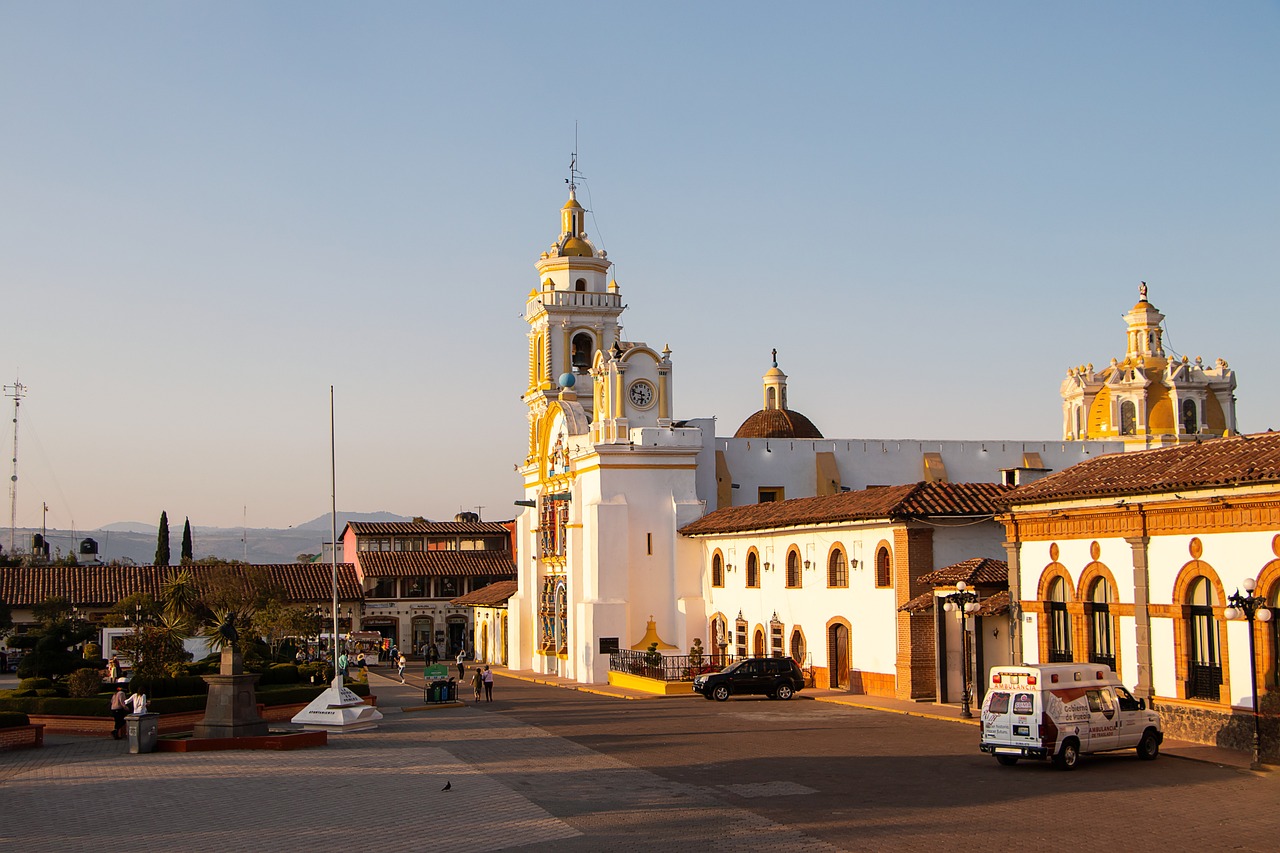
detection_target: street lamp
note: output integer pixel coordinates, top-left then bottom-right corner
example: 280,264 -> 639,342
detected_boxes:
943,580 -> 982,719
1224,577 -> 1273,770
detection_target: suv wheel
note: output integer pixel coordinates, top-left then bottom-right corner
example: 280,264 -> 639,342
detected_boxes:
775,683 -> 794,700
711,684 -> 730,702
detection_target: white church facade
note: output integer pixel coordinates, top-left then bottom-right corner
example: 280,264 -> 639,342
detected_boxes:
508,183 -> 1133,687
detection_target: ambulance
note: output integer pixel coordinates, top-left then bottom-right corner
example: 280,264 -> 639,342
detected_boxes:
979,663 -> 1163,770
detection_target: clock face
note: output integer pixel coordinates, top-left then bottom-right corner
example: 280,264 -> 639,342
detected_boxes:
628,379 -> 655,409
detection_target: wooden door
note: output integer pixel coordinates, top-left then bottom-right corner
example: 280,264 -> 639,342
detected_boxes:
828,624 -> 849,689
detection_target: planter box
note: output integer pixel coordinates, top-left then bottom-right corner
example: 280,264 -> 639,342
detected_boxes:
29,695 -> 378,736
0,724 -> 45,751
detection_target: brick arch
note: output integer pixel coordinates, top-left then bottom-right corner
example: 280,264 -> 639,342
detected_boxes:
789,624 -> 808,666
1171,559 -> 1226,607
745,547 -> 761,589
823,616 -> 852,690
1077,561 -> 1120,673
1254,558 -> 1280,691
1037,563 -> 1075,664
1037,562 -> 1074,601
1171,559 -> 1230,703
1077,562 -> 1118,602
826,541 -> 849,588
874,539 -> 893,588
785,544 -> 803,589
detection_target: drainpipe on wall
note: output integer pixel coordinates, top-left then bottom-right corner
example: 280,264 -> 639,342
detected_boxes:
1003,518 -> 1024,666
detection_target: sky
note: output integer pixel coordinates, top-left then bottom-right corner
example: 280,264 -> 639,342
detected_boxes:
1,3 -> 1277,533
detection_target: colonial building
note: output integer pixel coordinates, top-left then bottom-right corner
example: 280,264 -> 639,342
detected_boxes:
1061,283 -> 1237,448
680,482 -> 1012,700
510,183 -> 1126,686
0,562 -> 365,645
451,580 -> 516,666
340,517 -> 516,658
1001,432 -> 1280,758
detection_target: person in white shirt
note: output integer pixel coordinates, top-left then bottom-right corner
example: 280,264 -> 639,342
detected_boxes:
127,690 -> 147,715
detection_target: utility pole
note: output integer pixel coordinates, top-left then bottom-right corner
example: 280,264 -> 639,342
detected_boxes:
5,379 -> 26,555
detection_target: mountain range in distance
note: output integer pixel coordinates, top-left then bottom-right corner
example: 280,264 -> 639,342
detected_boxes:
11,511 -> 414,566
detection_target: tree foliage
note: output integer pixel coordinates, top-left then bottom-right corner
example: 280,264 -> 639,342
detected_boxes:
8,609 -> 97,679
115,624 -> 190,681
251,601 -> 318,661
181,517 -> 193,564
102,593 -> 161,629
155,510 -> 171,567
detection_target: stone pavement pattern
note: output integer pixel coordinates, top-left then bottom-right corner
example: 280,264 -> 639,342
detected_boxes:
2,671 -> 1277,852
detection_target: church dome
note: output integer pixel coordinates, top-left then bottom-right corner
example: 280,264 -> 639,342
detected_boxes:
734,408 -> 824,439
560,236 -> 596,257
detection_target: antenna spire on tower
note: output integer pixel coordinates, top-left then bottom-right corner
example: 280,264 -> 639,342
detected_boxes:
5,378 -> 27,555
566,122 -> 581,195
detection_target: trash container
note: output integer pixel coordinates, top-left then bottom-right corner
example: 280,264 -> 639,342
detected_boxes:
126,713 -> 159,754
443,679 -> 457,702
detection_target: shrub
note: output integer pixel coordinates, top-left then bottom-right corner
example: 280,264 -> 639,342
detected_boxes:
298,662 -> 333,683
128,675 -> 208,698
35,689 -> 60,697
83,642 -> 101,660
66,669 -> 104,698
0,711 -> 30,728
18,678 -> 54,692
259,664 -> 300,685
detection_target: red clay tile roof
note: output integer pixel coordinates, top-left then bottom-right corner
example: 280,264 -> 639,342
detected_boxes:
1003,432 -> 1280,506
0,563 -> 363,609
734,408 -> 824,439
345,521 -> 512,536
897,587 -> 1010,616
917,557 -> 1008,587
354,550 -> 516,578
899,591 -> 935,613
680,482 -> 1012,536
450,580 -> 518,607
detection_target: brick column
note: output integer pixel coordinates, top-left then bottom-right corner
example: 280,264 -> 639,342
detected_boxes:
894,526 -> 936,700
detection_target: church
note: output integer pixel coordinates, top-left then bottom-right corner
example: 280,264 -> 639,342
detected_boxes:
508,179 -> 1232,692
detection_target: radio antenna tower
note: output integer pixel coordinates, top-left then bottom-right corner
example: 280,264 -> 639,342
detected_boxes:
5,379 -> 27,555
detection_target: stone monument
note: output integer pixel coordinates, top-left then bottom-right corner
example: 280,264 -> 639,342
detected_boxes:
192,646 -> 269,739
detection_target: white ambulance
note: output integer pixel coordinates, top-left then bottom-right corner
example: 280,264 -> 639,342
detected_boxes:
979,663 -> 1163,770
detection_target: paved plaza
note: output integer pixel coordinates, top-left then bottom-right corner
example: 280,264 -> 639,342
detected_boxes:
2,672 -> 1278,852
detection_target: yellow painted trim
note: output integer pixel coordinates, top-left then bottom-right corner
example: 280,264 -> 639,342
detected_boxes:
607,671 -> 694,695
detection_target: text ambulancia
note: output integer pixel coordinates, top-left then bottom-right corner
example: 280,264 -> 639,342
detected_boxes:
979,664 -> 1162,770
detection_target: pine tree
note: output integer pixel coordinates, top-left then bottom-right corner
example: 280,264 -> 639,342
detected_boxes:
155,511 -> 171,567
181,517 -> 193,564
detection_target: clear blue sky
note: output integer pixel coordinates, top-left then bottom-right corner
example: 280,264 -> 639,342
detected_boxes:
2,3 -> 1277,532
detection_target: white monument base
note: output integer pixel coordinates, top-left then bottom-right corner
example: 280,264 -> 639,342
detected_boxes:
291,676 -> 384,733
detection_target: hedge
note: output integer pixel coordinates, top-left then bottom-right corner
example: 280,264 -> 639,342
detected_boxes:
0,680 -> 369,717
0,711 -> 30,728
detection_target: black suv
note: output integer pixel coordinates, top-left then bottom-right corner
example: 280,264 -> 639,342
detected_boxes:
693,657 -> 805,701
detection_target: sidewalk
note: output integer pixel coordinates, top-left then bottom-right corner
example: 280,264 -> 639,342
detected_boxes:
486,666 -> 1268,772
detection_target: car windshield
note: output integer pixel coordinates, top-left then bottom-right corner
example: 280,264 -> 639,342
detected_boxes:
721,661 -> 745,674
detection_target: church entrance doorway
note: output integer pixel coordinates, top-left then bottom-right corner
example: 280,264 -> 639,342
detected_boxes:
753,628 -> 765,657
828,623 -> 850,690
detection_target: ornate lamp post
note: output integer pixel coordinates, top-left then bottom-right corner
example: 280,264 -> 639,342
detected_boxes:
1224,577 -> 1272,770
943,581 -> 982,719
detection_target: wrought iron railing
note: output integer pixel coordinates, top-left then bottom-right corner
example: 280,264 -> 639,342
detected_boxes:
1187,663 -> 1222,700
609,649 -> 739,682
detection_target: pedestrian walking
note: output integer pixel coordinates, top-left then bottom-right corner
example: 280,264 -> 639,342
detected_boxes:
471,666 -> 483,702
110,686 -> 129,739
127,688 -> 148,715
338,652 -> 349,678
456,649 -> 465,682
397,653 -> 407,684
483,665 -> 494,702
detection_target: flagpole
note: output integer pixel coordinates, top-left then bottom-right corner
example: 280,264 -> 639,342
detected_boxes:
330,385 -> 341,686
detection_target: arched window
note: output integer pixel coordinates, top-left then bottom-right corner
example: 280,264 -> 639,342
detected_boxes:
786,549 -> 801,589
766,387 -> 777,408
1120,400 -> 1137,436
1182,399 -> 1198,434
574,278 -> 587,292
711,552 -> 724,588
1048,576 -> 1073,662
1088,578 -> 1115,669
746,551 -> 759,588
790,629 -> 806,665
571,332 -> 594,373
1269,584 -> 1280,693
828,548 -> 848,588
875,546 -> 892,588
1186,577 -> 1222,700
